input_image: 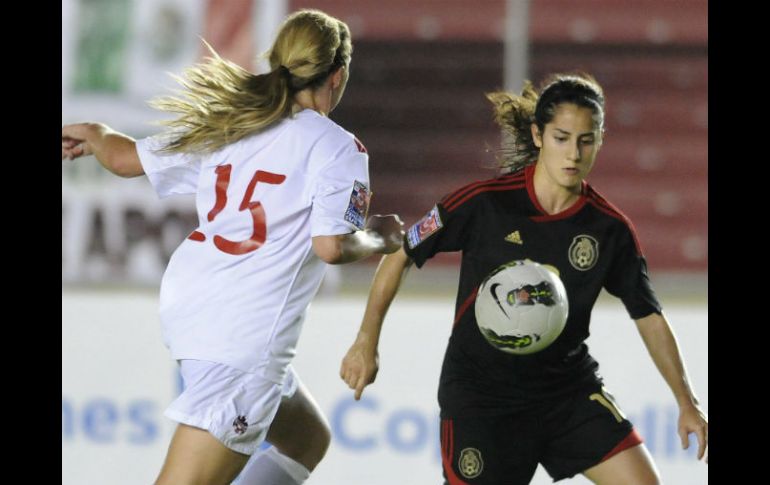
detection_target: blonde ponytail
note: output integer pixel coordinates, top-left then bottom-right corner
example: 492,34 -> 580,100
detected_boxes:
152,9 -> 352,154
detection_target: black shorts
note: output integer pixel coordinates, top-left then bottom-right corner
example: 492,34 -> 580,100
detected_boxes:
439,383 -> 642,484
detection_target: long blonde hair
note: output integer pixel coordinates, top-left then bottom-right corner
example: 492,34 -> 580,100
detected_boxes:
152,9 -> 352,154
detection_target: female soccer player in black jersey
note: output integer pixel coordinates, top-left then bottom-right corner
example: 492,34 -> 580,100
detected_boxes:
339,73 -> 707,484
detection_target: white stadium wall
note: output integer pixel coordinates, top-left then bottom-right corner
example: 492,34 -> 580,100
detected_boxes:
62,291 -> 708,484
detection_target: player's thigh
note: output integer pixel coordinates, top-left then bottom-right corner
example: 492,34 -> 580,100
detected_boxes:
155,423 -> 249,485
165,360 -> 286,455
582,443 -> 660,485
440,415 -> 541,485
266,370 -> 331,470
540,384 -> 652,482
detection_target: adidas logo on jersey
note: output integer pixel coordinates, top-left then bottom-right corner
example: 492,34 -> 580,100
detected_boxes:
504,230 -> 523,245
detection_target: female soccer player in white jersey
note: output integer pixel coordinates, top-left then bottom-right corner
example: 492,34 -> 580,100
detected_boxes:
62,9 -> 403,485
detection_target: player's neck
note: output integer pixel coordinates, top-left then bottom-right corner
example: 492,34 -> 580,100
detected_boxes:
293,87 -> 332,116
532,167 -> 582,215
536,190 -> 580,215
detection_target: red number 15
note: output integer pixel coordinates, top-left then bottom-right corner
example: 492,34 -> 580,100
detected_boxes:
189,164 -> 286,255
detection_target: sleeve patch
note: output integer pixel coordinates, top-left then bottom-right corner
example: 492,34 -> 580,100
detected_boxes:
406,205 -> 443,249
344,180 -> 371,230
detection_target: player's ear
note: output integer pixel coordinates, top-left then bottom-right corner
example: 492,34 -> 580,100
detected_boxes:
331,65 -> 344,89
531,124 -> 542,148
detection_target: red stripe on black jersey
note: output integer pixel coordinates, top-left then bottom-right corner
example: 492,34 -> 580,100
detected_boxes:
529,197 -> 588,222
585,188 -> 643,255
585,186 -> 624,215
447,183 -> 526,213
453,288 -> 478,327
442,173 -> 525,210
525,166 -> 590,221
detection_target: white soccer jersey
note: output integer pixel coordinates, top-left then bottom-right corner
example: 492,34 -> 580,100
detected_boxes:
135,109 -> 370,383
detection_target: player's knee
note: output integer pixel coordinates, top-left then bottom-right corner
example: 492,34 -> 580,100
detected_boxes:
619,475 -> 660,485
594,467 -> 661,485
278,419 -> 330,471
320,420 -> 332,451
640,471 -> 662,485
306,419 -> 332,470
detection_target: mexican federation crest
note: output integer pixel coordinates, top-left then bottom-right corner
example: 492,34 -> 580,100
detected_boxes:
458,448 -> 484,479
569,235 -> 599,271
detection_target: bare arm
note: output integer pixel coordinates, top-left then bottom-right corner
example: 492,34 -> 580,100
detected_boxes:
635,312 -> 708,461
312,214 -> 404,264
62,122 -> 144,178
340,247 -> 413,399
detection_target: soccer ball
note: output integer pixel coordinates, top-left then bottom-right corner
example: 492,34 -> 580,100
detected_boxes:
474,260 -> 568,355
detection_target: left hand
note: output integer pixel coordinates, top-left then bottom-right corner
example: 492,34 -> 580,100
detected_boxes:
679,402 -> 708,462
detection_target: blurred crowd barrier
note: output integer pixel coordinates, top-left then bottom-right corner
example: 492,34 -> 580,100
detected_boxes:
63,0 -> 706,278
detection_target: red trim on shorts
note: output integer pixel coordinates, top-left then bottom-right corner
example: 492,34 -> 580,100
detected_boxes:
441,419 -> 470,485
601,428 -> 644,462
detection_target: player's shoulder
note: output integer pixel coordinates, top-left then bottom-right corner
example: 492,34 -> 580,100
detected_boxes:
583,183 -> 633,228
583,183 -> 644,252
294,109 -> 367,156
440,169 -> 527,213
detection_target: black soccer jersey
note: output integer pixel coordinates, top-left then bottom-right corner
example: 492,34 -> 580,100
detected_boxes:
403,165 -> 662,418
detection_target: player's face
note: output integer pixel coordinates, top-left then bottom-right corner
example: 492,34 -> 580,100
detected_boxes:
532,103 -> 602,192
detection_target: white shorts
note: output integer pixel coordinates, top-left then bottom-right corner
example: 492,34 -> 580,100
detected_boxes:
164,360 -> 299,455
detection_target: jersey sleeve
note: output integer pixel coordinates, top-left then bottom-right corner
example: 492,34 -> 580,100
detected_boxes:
603,223 -> 662,319
309,137 -> 370,237
403,198 -> 475,268
135,135 -> 202,198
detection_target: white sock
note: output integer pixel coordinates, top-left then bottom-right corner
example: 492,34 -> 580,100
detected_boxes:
232,446 -> 311,485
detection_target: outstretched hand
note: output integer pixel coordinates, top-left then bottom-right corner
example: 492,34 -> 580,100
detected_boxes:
62,123 -> 94,160
366,214 -> 404,254
340,338 -> 379,401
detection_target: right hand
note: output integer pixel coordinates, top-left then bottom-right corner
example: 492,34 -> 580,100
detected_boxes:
366,214 -> 404,254
62,123 -> 98,160
340,336 -> 380,400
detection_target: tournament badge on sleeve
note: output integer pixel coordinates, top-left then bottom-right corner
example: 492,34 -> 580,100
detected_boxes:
406,205 -> 443,249
344,180 -> 371,230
